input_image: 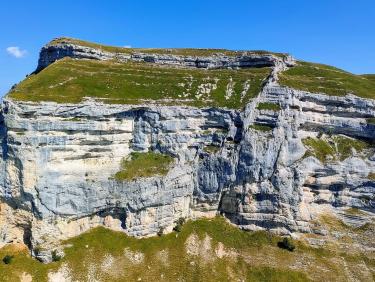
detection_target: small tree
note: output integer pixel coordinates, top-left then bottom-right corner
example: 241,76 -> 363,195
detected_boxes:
278,237 -> 296,252
157,226 -> 165,236
33,245 -> 41,256
173,217 -> 186,233
2,255 -> 14,264
51,250 -> 62,262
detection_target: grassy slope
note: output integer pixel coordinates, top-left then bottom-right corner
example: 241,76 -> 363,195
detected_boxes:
279,61 -> 375,99
361,74 -> 375,82
49,37 -> 288,57
1,216 -> 373,282
114,152 -> 174,181
8,58 -> 270,109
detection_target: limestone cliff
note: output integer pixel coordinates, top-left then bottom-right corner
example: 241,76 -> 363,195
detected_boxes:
1,38 -> 374,262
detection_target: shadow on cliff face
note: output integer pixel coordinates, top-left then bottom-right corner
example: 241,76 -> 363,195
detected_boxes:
23,224 -> 32,249
95,207 -> 128,229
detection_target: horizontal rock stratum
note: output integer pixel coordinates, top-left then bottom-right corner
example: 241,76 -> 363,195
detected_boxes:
1,37 -> 374,263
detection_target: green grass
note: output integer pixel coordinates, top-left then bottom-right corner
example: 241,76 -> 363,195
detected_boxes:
246,266 -> 308,282
279,61 -> 375,99
249,124 -> 273,132
70,217 -> 310,282
344,207 -> 367,216
332,135 -> 371,161
368,172 -> 375,180
114,151 -> 174,181
303,135 -> 373,163
302,137 -> 335,163
203,145 -> 221,154
367,117 -> 375,125
2,216 -> 375,281
0,245 -> 57,282
8,58 -> 270,109
256,102 -> 281,111
361,74 -> 375,82
49,37 -> 288,57
64,117 -> 82,122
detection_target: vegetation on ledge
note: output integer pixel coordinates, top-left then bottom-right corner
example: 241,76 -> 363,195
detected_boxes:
8,58 -> 270,109
368,172 -> 375,180
256,102 -> 281,111
332,135 -> 372,161
302,135 -> 373,163
203,145 -> 221,154
279,61 -> 375,99
302,137 -> 335,163
249,124 -> 273,132
114,151 -> 174,181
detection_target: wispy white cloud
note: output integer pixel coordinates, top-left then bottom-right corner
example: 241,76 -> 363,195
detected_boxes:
123,45 -> 132,48
6,46 -> 27,58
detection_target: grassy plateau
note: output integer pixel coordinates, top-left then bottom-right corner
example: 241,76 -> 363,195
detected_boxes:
8,58 -> 270,109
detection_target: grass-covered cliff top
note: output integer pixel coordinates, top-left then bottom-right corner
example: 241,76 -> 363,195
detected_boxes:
7,38 -> 375,106
8,57 -> 270,109
279,61 -> 375,99
49,37 -> 288,57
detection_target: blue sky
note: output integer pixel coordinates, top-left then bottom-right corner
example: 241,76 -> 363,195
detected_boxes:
1,0 -> 374,96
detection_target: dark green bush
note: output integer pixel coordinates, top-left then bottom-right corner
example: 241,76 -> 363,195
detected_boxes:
33,245 -> 41,256
2,255 -> 14,264
278,237 -> 296,252
157,226 -> 165,236
173,217 -> 186,232
51,250 -> 62,262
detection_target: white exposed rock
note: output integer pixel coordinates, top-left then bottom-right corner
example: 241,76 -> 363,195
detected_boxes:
20,272 -> 32,282
47,264 -> 72,282
100,254 -> 115,271
225,77 -> 234,100
123,248 -> 144,264
156,249 -> 169,266
215,242 -> 237,259
185,233 -> 200,256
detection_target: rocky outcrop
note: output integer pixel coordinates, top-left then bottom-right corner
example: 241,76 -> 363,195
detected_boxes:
36,41 -> 295,72
1,39 -> 374,262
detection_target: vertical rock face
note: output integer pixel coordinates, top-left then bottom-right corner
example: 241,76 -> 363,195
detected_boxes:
0,39 -> 374,262
0,100 -> 244,255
